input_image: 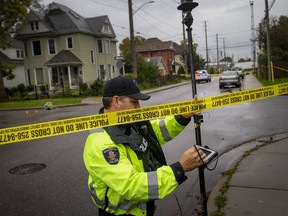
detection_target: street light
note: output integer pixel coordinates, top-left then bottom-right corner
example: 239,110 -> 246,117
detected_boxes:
133,1 -> 155,15
128,0 -> 154,78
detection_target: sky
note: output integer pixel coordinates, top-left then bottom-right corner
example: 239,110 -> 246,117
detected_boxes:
41,0 -> 288,62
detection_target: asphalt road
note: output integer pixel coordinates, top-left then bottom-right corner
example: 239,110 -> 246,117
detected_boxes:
0,74 -> 287,216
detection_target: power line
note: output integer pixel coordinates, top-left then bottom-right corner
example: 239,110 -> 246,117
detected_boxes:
135,12 -> 169,35
88,0 -> 126,10
139,9 -> 181,31
269,0 -> 276,10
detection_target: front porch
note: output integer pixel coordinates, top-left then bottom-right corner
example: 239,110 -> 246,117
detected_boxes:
45,50 -> 83,91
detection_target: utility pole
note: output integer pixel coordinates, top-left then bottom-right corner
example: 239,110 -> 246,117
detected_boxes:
265,0 -> 272,81
128,0 -> 154,78
223,37 -> 226,69
216,34 -> 219,72
128,0 -> 137,78
250,1 -> 257,75
204,21 -> 209,69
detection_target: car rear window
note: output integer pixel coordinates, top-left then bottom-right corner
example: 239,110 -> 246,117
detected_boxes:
222,71 -> 237,76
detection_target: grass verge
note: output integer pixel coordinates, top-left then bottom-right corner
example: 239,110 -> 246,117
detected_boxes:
0,98 -> 82,109
254,74 -> 288,86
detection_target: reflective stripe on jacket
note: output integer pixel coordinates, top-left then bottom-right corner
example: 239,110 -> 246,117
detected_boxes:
83,116 -> 189,215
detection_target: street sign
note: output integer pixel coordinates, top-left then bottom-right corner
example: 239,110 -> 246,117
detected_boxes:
114,56 -> 124,61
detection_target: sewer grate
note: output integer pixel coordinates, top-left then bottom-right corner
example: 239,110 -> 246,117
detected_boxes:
9,163 -> 46,175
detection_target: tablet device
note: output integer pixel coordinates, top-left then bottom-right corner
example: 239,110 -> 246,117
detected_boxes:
198,145 -> 218,165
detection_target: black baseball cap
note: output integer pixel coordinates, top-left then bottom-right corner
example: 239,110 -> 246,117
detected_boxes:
103,76 -> 151,100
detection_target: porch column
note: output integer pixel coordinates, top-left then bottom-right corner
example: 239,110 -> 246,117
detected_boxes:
67,65 -> 72,89
47,67 -> 52,90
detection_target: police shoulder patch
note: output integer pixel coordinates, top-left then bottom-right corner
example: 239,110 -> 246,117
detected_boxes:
102,148 -> 120,165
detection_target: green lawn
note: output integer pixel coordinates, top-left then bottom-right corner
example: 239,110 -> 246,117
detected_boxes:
1,75 -> 287,109
0,98 -> 82,109
256,75 -> 288,86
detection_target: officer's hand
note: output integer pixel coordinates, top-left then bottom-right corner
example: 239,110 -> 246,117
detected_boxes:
179,146 -> 206,172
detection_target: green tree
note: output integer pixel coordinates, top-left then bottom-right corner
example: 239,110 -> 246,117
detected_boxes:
118,36 -> 146,75
136,57 -> 159,84
221,56 -> 233,63
257,15 -> 288,63
0,0 -> 44,101
119,36 -> 160,84
180,39 -> 205,72
0,0 -> 31,101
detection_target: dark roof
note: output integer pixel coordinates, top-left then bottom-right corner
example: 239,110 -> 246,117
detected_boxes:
136,38 -> 175,52
86,16 -> 116,37
173,42 -> 186,54
47,3 -> 92,35
45,50 -> 82,66
0,51 -> 11,63
0,51 -> 23,64
15,2 -> 116,39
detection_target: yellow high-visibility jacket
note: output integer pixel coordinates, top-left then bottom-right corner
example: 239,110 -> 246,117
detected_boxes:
83,115 -> 191,215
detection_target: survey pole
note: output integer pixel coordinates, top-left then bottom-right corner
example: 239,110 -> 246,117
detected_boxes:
177,1 -> 207,215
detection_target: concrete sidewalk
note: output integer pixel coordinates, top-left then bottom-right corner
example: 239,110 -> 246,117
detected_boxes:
80,81 -> 191,105
207,135 -> 288,216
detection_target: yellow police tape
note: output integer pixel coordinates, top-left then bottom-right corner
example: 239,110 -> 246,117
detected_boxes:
1,82 -> 288,145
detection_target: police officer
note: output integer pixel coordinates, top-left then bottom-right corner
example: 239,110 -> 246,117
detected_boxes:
83,76 -> 207,216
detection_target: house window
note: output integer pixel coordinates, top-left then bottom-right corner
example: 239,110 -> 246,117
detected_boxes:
67,37 -> 73,49
27,69 -> 31,85
108,64 -> 112,79
48,39 -> 56,54
99,65 -> 105,80
97,40 -> 103,53
35,68 -> 44,85
105,40 -> 110,54
103,23 -> 110,33
30,22 -> 39,31
16,50 -> 23,58
90,50 -> 95,64
24,42 -> 28,57
51,67 -> 59,84
32,40 -> 42,56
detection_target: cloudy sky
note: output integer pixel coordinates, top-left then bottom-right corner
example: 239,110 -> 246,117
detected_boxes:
42,0 -> 288,62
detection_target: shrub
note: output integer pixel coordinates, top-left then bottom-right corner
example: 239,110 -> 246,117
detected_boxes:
51,92 -> 64,98
71,90 -> 80,97
17,83 -> 27,98
90,78 -> 104,96
26,84 -> 34,92
80,83 -> 88,92
177,66 -> 185,74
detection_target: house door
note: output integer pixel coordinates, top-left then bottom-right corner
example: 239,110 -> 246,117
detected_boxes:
71,66 -> 78,88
